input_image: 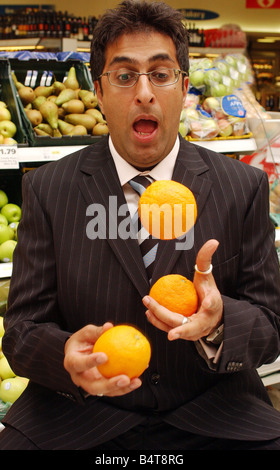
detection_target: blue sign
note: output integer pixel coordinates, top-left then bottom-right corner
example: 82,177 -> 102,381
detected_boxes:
178,9 -> 219,20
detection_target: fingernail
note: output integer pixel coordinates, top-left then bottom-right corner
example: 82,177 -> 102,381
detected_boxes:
130,381 -> 140,390
96,353 -> 106,364
117,378 -> 128,387
142,296 -> 150,307
169,332 -> 180,341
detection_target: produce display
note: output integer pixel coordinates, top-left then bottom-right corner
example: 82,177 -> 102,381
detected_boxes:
0,189 -> 20,264
0,316 -> 29,406
179,53 -> 253,140
0,101 -> 18,145
12,66 -> 109,139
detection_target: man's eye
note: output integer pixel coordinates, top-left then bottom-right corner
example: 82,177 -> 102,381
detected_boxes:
152,71 -> 169,81
117,72 -> 133,81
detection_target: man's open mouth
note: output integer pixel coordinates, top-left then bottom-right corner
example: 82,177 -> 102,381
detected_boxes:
133,118 -> 158,136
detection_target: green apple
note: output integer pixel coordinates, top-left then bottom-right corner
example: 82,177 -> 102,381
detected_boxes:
0,190 -> 8,208
9,221 -> 19,240
1,203 -> 21,222
0,224 -> 14,244
0,120 -> 17,138
211,83 -> 228,97
0,377 -> 28,403
0,214 -> 8,225
3,137 -> 17,145
0,240 -> 17,262
179,122 -> 187,138
189,69 -> 205,88
0,316 -> 4,337
0,337 -> 4,359
0,106 -> 11,122
0,355 -> 16,380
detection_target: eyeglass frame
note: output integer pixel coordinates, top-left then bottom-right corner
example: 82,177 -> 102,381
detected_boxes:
97,68 -> 188,88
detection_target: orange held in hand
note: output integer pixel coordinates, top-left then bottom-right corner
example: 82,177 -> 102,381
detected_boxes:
92,324 -> 151,379
149,274 -> 198,317
138,180 -> 197,240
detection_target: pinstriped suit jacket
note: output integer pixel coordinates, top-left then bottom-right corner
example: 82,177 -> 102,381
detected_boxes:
2,135 -> 280,449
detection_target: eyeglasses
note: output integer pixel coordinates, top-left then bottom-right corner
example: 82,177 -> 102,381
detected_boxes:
98,68 -> 187,88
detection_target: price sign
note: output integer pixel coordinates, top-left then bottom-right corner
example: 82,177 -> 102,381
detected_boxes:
0,146 -> 19,169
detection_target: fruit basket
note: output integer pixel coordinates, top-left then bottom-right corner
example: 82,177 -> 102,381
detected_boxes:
8,58 -> 107,147
0,58 -> 29,147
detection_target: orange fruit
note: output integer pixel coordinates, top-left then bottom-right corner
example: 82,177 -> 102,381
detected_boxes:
149,274 -> 198,317
92,324 -> 151,379
138,180 -> 197,240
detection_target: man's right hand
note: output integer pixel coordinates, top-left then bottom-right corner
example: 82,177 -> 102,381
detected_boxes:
64,323 -> 142,397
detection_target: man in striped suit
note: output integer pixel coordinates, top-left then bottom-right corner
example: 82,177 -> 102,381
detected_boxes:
1,1 -> 280,450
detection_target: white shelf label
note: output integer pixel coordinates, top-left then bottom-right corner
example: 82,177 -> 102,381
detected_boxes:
0,147 -> 19,169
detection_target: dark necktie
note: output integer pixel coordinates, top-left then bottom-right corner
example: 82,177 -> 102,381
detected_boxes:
129,175 -> 159,282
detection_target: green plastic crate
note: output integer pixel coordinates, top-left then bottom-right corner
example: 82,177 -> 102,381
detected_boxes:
8,58 -> 102,147
0,58 -> 29,146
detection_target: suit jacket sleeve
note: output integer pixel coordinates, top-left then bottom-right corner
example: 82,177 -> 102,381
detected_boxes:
215,170 -> 280,373
2,171 -> 83,403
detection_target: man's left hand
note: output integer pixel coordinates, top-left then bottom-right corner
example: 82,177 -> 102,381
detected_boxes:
142,239 -> 223,342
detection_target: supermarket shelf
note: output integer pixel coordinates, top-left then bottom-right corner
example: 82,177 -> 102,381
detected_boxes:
193,137 -> 257,154
258,356 -> 280,386
0,145 -> 86,169
0,38 -> 246,55
0,262 -> 12,279
0,138 -> 256,170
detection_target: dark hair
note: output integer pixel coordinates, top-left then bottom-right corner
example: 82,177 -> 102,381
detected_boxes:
90,0 -> 189,81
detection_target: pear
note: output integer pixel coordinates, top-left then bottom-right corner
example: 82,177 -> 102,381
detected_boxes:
34,85 -> 55,98
18,86 -> 36,105
11,72 -> 24,90
62,99 -> 85,114
78,90 -> 98,109
69,125 -> 88,136
34,123 -> 53,135
0,101 -> 7,108
64,66 -> 79,90
58,107 -> 66,119
93,122 -> 109,136
34,128 -> 50,136
53,128 -> 62,138
25,109 -> 43,127
64,114 -> 96,131
55,89 -> 77,107
57,119 -> 75,136
52,81 -> 66,95
39,101 -> 58,129
85,108 -> 106,123
47,95 -> 58,102
32,96 -> 47,110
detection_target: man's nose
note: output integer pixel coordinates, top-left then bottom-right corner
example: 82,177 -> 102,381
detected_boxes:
134,74 -> 155,104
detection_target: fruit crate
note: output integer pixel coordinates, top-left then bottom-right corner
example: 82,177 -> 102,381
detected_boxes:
8,58 -> 102,147
0,58 -> 29,147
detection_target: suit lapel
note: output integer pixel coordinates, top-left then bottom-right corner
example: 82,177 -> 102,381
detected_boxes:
152,139 -> 213,283
78,138 -> 150,298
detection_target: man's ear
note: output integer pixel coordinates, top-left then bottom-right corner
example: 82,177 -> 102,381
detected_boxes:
183,76 -> 189,100
94,80 -> 104,115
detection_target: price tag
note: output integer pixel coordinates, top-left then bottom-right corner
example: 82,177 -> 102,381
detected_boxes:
0,146 -> 19,169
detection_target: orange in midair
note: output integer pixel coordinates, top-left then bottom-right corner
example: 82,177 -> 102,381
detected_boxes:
138,180 -> 197,240
149,274 -> 198,317
93,325 -> 151,379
